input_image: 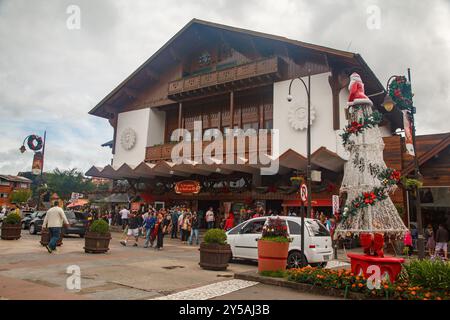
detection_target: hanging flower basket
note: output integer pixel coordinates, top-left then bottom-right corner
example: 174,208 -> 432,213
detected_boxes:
290,176 -> 304,187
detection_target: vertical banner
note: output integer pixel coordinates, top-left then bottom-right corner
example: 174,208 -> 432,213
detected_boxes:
332,195 -> 340,216
32,152 -> 43,175
402,110 -> 415,156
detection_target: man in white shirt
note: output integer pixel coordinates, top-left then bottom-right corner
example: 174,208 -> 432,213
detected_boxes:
42,201 -> 69,253
120,207 -> 130,230
205,207 -> 215,229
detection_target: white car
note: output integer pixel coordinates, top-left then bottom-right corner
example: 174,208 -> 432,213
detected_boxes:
226,216 -> 333,268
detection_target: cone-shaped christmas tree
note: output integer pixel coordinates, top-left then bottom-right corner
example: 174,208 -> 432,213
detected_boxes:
335,73 -> 408,245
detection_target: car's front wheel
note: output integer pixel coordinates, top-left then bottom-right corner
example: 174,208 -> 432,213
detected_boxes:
29,224 -> 36,235
22,222 -> 26,230
287,251 -> 308,269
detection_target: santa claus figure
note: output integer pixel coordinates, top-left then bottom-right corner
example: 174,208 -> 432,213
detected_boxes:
347,72 -> 373,106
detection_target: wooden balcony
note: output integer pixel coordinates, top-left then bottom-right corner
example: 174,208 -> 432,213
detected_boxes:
167,57 -> 284,100
146,134 -> 273,162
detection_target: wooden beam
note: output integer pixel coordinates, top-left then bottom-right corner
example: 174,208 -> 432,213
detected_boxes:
230,91 -> 234,129
328,67 -> 347,130
178,102 -> 183,130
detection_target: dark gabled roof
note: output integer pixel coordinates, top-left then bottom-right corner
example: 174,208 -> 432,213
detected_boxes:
0,175 -> 32,183
89,18 -> 385,118
101,140 -> 114,148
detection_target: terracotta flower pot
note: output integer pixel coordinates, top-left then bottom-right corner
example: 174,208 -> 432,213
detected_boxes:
257,239 -> 289,272
84,232 -> 111,254
40,229 -> 63,247
199,243 -> 232,271
1,223 -> 21,240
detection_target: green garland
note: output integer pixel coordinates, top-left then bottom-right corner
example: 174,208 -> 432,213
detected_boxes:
340,111 -> 383,148
388,76 -> 413,111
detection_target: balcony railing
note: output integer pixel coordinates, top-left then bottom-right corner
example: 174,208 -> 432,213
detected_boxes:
146,134 -> 273,162
167,57 -> 283,98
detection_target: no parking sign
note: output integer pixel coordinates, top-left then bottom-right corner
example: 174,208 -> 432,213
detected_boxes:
300,184 -> 308,202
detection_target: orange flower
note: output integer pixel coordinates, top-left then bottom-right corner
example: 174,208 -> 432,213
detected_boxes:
411,291 -> 416,295
436,297 -> 442,301
384,285 -> 389,289
425,293 -> 431,298
358,283 -> 364,288
352,284 -> 356,288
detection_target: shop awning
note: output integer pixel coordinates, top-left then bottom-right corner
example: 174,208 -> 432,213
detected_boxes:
67,199 -> 89,208
85,146 -> 346,180
282,199 -> 332,207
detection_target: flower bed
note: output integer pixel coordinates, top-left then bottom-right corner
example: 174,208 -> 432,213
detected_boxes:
286,265 -> 449,300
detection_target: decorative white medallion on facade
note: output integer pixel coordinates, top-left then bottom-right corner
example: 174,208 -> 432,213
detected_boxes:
120,127 -> 137,151
287,104 -> 316,131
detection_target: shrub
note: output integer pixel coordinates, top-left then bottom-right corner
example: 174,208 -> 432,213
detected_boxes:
287,266 -> 449,300
203,228 -> 227,245
400,259 -> 450,291
260,270 -> 287,278
261,217 -> 291,243
4,213 -> 21,225
89,219 -> 109,234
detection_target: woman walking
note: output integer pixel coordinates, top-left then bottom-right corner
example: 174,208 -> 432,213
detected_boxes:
155,212 -> 165,250
189,212 -> 200,246
425,224 -> 436,257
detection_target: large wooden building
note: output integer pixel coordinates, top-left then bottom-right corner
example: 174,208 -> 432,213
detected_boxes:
87,19 -> 407,217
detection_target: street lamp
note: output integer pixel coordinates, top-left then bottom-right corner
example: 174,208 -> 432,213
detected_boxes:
287,73 -> 311,267
383,69 -> 425,260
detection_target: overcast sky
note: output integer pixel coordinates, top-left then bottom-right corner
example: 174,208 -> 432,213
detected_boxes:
0,0 -> 449,175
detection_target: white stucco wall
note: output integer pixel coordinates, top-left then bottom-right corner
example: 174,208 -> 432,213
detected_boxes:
113,108 -> 151,167
273,72 -> 350,159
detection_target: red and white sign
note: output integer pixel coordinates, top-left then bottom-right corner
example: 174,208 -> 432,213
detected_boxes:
175,180 -> 201,194
332,195 -> 340,216
300,184 -> 308,202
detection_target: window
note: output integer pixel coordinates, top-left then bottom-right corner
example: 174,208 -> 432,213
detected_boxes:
264,119 -> 273,130
0,180 -> 10,186
228,221 -> 246,235
288,220 -> 302,235
306,220 -> 330,237
241,219 -> 266,234
0,193 -> 8,198
243,122 -> 259,132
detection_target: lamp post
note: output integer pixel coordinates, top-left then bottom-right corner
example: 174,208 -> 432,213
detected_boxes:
383,69 -> 424,260
287,73 -> 311,267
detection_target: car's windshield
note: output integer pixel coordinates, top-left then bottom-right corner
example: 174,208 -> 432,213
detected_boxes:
65,211 -> 76,219
306,220 -> 330,237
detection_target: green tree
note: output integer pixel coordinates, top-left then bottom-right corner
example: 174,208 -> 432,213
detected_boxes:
9,189 -> 32,204
45,168 -> 95,200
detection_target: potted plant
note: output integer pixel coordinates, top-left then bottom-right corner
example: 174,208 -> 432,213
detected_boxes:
1,213 -> 22,240
257,217 -> 291,273
199,228 -> 232,271
84,219 -> 111,254
290,176 -> 304,187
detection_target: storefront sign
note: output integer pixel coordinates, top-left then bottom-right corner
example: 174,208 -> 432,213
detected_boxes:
174,180 -> 201,194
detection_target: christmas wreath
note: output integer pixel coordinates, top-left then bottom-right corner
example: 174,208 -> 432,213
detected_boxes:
388,76 -> 413,111
340,111 -> 383,148
27,135 -> 43,151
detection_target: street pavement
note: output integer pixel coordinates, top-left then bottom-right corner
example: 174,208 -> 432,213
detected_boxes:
0,230 -> 348,300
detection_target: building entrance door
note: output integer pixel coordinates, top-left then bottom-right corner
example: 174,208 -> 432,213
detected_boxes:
198,200 -> 220,228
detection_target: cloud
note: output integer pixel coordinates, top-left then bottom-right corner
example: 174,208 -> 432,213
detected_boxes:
0,0 -> 448,175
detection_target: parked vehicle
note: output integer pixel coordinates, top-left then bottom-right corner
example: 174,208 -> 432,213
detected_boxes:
64,211 -> 88,237
29,211 -> 46,235
29,210 -> 88,237
21,212 -> 38,230
226,216 -> 333,268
